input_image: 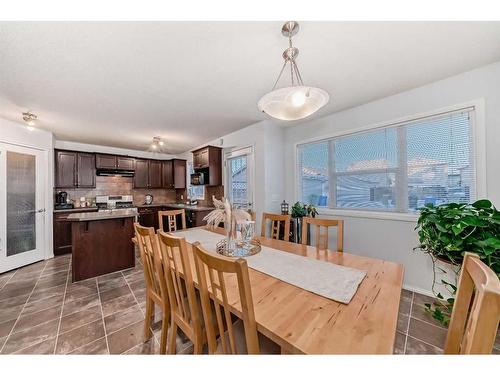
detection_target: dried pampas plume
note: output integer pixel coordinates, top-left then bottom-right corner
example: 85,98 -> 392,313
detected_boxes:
203,196 -> 251,230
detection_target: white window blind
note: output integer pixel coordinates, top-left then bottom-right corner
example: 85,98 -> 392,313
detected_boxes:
297,108 -> 475,213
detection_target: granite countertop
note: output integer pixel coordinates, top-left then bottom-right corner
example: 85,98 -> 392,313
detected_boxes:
67,209 -> 138,221
136,203 -> 214,211
54,207 -> 99,213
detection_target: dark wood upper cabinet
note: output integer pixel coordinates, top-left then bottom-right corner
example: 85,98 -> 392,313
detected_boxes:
173,159 -> 187,189
134,159 -> 150,188
193,148 -> 210,169
116,156 -> 135,170
162,160 -> 174,188
191,146 -> 222,186
96,154 -> 135,171
76,153 -> 96,188
55,150 -> 96,188
55,150 -> 77,188
148,160 -> 162,188
95,154 -> 117,169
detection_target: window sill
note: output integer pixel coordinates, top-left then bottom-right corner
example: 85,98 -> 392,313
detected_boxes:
315,208 -> 418,222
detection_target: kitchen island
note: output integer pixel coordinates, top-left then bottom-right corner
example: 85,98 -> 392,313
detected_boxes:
67,209 -> 138,282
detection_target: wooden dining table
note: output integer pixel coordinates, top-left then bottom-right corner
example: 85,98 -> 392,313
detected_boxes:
175,227 -> 404,354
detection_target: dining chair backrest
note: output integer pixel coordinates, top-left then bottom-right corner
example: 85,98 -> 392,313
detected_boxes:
261,212 -> 290,242
444,252 -> 500,354
193,243 -> 260,354
156,230 -> 202,349
301,217 -> 344,252
133,223 -> 164,302
158,209 -> 186,232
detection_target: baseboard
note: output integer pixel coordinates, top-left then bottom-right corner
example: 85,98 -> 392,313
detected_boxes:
403,284 -> 436,298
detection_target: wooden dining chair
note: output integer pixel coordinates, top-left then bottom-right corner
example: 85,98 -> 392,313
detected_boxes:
261,212 -> 291,242
158,209 -> 186,232
133,223 -> 170,354
156,230 -> 205,354
301,217 -> 344,252
444,252 -> 500,354
192,242 -> 280,354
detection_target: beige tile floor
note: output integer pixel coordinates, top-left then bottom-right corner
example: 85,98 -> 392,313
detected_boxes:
0,253 -> 498,354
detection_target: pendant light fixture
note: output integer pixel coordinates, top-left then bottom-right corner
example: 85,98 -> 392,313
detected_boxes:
258,21 -> 329,121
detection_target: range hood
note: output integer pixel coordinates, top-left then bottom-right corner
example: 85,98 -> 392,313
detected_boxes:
96,168 -> 134,177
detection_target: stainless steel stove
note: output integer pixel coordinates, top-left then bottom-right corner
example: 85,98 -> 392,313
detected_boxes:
96,195 -> 137,213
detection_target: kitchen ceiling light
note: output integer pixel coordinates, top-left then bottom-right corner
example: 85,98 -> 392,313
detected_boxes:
150,136 -> 166,153
22,111 -> 38,129
258,21 -> 329,121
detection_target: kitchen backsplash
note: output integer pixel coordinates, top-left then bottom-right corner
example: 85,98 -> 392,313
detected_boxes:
56,176 -> 224,207
197,185 -> 224,206
56,176 -> 178,206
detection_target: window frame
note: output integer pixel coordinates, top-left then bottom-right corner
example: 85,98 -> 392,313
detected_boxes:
187,161 -> 205,200
294,100 -> 487,222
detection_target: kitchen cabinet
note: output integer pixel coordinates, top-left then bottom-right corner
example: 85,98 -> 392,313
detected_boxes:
55,150 -> 77,188
191,146 -> 222,186
161,160 -> 174,188
134,159 -> 150,188
173,159 -> 187,189
96,154 -> 135,170
55,150 -> 95,188
76,153 -> 96,188
117,156 -> 135,170
149,160 -> 162,188
137,207 -> 158,229
193,147 -> 209,168
53,208 -> 98,255
185,209 -> 211,228
162,159 -> 187,189
134,159 -> 162,189
95,154 -> 117,169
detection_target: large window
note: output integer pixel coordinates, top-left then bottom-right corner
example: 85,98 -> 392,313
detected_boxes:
297,108 -> 476,213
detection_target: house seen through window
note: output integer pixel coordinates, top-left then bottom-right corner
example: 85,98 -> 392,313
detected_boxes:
297,109 -> 476,213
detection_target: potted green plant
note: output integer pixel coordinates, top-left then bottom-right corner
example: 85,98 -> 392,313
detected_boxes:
291,202 -> 318,243
414,199 -> 500,326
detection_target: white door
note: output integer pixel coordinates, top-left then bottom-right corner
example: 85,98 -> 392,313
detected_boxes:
0,143 -> 46,273
225,146 -> 254,211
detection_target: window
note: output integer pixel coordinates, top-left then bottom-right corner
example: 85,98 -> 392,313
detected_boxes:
297,108 -> 476,213
187,162 -> 205,200
225,146 -> 254,210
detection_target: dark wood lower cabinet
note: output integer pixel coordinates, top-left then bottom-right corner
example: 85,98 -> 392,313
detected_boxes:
53,209 -> 98,255
138,205 -> 213,231
70,217 -> 135,282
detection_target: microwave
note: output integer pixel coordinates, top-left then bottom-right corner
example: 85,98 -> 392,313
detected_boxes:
190,170 -> 208,185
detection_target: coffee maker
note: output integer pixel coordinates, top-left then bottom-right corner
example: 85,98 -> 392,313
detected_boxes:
55,191 -> 73,210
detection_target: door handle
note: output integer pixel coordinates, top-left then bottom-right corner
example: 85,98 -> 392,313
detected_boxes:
36,208 -> 46,213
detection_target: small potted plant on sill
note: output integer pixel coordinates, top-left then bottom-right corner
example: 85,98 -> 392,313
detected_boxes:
291,202 -> 318,243
414,199 -> 500,326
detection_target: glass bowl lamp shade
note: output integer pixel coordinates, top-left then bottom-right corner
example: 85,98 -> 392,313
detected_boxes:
258,85 -> 329,121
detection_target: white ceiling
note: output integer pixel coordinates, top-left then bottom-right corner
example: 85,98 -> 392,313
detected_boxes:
1,21 -> 500,154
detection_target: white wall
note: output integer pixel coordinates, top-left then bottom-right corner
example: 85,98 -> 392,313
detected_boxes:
283,61 -> 500,295
183,121 -> 286,229
0,117 -> 55,261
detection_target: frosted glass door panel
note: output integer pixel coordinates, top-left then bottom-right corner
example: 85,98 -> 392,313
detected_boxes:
6,151 -> 36,256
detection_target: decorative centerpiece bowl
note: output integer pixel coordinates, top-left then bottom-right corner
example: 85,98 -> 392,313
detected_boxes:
203,197 -> 261,257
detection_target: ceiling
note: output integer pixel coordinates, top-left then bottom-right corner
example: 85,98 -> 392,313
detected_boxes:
1,21 -> 500,154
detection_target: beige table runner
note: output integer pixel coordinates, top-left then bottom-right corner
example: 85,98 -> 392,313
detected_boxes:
177,228 -> 366,304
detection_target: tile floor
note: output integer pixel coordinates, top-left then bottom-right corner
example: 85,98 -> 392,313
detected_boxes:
1,253 -> 499,354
